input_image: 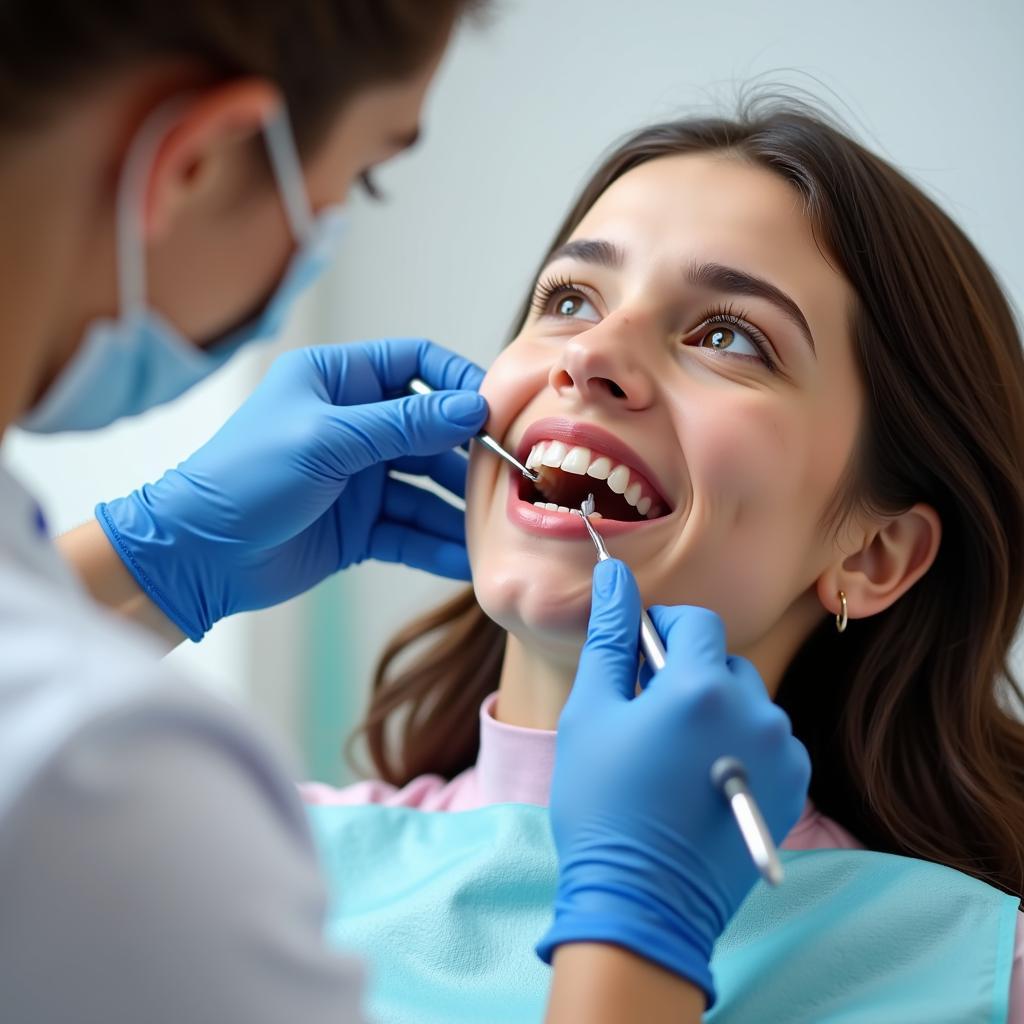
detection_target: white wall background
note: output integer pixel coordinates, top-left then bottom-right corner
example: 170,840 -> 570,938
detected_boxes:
5,0 -> 1021,773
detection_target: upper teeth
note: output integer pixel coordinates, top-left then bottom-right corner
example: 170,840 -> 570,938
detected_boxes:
525,440 -> 661,519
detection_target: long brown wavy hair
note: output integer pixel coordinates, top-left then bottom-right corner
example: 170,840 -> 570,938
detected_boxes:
353,100 -> 1024,899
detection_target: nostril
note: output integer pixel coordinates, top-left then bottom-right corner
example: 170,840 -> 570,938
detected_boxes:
596,378 -> 627,399
552,368 -> 628,400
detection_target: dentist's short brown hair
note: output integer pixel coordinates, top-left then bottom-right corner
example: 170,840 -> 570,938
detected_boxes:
0,0 -> 489,151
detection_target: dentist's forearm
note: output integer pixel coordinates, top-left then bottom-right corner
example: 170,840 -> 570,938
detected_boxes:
545,945 -> 705,1024
57,520 -> 186,650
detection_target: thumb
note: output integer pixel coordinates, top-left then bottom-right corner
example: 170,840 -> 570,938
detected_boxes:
328,391 -> 489,472
571,559 -> 642,705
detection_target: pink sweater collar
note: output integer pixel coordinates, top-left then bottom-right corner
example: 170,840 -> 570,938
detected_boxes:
476,693 -> 556,806
474,692 -> 859,851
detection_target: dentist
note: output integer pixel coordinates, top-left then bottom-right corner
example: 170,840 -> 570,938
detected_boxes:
0,4 -> 809,1023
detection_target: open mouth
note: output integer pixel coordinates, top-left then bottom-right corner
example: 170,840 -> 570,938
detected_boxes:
517,438 -> 671,523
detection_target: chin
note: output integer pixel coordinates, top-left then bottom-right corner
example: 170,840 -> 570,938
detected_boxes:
472,556 -> 593,646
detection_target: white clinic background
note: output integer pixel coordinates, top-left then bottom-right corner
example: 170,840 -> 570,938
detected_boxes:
5,0 -> 1022,781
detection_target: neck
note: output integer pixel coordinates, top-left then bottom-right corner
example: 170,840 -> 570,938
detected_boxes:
490,586 -> 826,732
495,633 -> 579,731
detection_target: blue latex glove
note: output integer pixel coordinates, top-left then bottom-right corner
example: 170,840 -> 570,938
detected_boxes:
538,559 -> 811,1007
97,339 -> 488,641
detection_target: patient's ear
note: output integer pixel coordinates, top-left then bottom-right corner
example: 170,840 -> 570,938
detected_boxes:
816,503 -> 941,624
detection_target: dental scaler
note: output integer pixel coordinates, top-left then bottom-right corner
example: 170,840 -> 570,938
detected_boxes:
408,378 -> 539,482
577,493 -> 667,673
576,493 -> 785,888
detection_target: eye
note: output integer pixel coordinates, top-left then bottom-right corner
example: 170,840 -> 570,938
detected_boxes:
552,292 -> 600,321
698,325 -> 759,358
531,274 -> 603,324
689,310 -> 776,371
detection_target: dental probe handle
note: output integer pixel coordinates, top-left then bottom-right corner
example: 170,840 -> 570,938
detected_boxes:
634,582 -> 782,884
639,608 -> 668,674
634,575 -> 782,885
408,377 -> 539,481
711,757 -> 785,887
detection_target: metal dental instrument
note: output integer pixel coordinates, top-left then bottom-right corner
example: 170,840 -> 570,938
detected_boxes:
711,757 -> 784,887
408,377 -> 539,482
575,492 -> 784,888
577,493 -> 666,672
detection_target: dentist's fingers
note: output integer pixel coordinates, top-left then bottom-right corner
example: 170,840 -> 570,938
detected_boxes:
644,604 -> 728,681
390,449 -> 470,499
299,338 -> 486,404
324,391 -> 488,474
381,478 -> 466,544
570,559 -> 642,706
364,337 -> 486,396
368,522 -> 471,580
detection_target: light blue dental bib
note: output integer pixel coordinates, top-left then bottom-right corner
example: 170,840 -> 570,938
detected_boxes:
307,803 -> 1017,1023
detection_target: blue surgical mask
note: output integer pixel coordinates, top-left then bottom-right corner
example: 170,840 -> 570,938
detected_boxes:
20,102 -> 347,434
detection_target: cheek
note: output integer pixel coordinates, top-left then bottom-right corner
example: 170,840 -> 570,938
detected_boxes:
647,394 -> 827,642
465,446 -> 489,571
686,393 -> 794,500
477,343 -> 549,437
465,343 -> 549,577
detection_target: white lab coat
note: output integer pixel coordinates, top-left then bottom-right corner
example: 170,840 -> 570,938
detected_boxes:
0,463 -> 367,1023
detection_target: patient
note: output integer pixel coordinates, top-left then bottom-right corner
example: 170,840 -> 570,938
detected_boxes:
304,101 -> 1024,1015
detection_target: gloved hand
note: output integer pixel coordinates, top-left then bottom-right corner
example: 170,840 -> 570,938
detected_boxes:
538,559 -> 810,1007
96,338 -> 488,641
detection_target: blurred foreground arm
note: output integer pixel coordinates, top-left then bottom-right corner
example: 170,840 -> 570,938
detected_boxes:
548,944 -> 705,1023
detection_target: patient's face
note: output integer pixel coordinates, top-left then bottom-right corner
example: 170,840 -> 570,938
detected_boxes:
465,153 -> 862,658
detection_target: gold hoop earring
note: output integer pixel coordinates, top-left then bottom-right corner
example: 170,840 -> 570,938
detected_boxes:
836,590 -> 848,633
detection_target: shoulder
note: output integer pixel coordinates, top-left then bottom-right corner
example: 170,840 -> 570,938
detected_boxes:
787,800 -> 1024,1020
781,800 -> 865,851
0,546 -> 303,820
300,764 -> 482,812
0,683 -> 367,1023
0,549 -> 174,815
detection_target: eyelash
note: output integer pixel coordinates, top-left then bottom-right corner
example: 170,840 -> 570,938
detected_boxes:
693,302 -> 777,372
530,275 -> 778,372
530,273 -> 580,316
359,171 -> 385,202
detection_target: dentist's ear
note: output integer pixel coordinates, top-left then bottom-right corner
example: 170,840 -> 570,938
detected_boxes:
142,79 -> 282,239
817,503 -> 942,625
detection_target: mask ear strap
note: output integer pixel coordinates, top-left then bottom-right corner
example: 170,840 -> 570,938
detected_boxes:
116,99 -> 314,323
263,105 -> 315,246
115,98 -> 190,323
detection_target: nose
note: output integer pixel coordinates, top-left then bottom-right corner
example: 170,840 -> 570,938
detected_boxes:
548,319 -> 655,411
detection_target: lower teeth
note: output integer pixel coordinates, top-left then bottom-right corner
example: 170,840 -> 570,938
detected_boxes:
532,501 -> 602,518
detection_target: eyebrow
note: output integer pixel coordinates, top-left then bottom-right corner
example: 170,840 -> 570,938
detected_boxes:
542,238 -> 626,271
687,261 -> 815,356
540,237 -> 816,357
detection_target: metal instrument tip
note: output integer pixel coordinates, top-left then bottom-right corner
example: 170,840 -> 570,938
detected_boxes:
576,493 -> 610,561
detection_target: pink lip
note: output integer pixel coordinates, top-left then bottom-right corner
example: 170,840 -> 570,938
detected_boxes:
503,417 -> 675,541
